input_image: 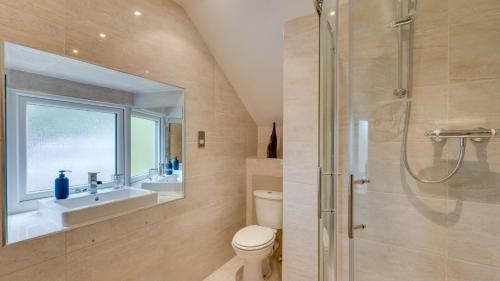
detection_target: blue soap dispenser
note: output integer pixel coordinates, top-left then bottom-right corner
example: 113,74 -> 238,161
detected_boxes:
55,170 -> 71,199
173,156 -> 179,170
166,160 -> 173,175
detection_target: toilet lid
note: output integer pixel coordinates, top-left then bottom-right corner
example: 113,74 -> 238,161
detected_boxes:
233,225 -> 275,250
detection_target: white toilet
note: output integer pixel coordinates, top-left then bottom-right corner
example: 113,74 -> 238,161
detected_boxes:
232,190 -> 283,281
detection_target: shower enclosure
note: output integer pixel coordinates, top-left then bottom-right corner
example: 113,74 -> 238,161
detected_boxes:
320,0 -> 500,280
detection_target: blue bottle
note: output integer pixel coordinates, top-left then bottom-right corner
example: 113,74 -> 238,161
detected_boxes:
55,170 -> 71,199
173,156 -> 179,170
166,160 -> 173,175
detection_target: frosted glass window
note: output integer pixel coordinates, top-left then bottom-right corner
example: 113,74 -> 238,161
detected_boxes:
131,115 -> 158,177
26,104 -> 117,193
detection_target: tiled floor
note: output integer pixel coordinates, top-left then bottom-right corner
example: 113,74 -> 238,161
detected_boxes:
204,256 -> 281,281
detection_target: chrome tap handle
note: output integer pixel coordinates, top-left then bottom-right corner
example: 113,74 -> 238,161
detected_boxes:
158,163 -> 166,177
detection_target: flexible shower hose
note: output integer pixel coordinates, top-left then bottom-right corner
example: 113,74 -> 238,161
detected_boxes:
401,100 -> 466,183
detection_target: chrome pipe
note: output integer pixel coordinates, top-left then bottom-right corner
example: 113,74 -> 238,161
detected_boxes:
425,128 -> 499,139
348,175 -> 354,239
402,102 -> 467,184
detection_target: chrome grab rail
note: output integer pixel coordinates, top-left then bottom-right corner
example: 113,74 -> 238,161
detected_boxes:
425,128 -> 499,142
348,174 -> 368,239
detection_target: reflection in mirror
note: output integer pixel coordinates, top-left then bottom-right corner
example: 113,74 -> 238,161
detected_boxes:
3,42 -> 184,244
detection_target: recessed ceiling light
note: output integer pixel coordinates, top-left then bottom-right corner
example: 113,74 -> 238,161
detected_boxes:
72,49 -> 79,54
330,11 -> 335,16
99,33 -> 107,38
134,11 -> 142,16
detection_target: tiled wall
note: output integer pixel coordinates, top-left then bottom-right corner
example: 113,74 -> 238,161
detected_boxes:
282,14 -> 319,281
349,0 -> 500,280
0,0 -> 257,280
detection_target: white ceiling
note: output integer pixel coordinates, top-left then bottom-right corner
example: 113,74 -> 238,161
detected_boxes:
5,42 -> 182,96
175,0 -> 314,125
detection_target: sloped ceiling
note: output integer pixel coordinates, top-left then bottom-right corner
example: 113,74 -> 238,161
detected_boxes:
174,0 -> 314,125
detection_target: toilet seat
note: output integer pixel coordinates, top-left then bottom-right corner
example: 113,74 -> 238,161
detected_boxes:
232,225 -> 275,251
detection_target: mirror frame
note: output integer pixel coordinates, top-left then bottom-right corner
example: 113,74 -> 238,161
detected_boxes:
1,40 -> 6,246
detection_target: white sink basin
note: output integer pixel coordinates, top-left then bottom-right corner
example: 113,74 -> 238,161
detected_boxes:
38,187 -> 158,227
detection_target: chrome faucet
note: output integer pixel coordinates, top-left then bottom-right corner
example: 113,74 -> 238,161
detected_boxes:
88,172 -> 102,194
158,163 -> 166,177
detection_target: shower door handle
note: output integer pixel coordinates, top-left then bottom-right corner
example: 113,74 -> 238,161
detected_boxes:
348,174 -> 369,239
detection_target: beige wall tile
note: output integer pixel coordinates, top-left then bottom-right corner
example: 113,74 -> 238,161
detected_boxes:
446,200 -> 500,267
0,232 -> 65,277
413,0 -> 448,49
449,79 -> 500,132
65,205 -> 163,253
413,47 -> 449,87
1,257 -> 66,281
283,13 -> 319,281
66,224 -> 164,281
447,259 -> 500,281
356,192 -> 447,254
283,182 -> 318,281
355,239 -> 446,281
449,0 -> 500,81
0,1 -> 66,54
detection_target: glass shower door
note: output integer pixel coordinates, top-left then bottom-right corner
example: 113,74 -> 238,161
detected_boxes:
349,0 -> 418,280
319,0 -> 338,280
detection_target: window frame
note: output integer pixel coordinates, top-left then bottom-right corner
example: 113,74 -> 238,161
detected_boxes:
129,110 -> 163,183
7,90 -> 125,214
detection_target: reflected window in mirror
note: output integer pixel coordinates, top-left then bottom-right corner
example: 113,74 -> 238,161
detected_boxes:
3,42 -> 184,244
131,112 -> 161,181
167,121 -> 183,168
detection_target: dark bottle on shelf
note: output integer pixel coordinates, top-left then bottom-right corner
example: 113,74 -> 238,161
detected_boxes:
267,122 -> 278,158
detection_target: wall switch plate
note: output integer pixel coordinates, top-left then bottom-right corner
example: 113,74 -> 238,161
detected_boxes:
198,131 -> 205,148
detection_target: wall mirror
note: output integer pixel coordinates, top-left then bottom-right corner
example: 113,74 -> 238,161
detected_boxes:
3,42 -> 184,244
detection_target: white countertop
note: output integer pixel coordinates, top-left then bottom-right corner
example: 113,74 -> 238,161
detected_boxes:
7,190 -> 183,244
